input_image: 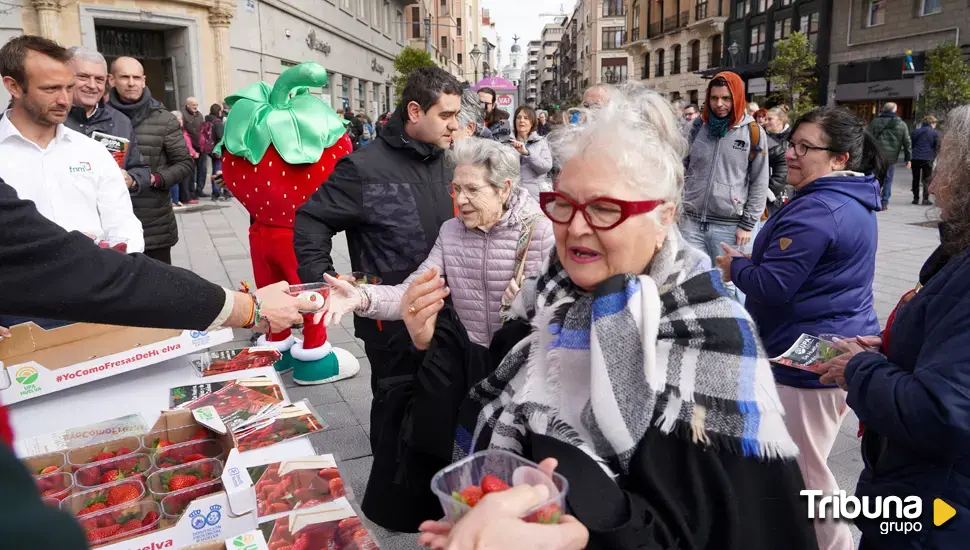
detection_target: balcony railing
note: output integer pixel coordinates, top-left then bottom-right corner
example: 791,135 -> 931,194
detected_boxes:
696,3 -> 708,21
630,28 -> 639,42
648,22 -> 661,38
663,16 -> 678,32
680,11 -> 690,27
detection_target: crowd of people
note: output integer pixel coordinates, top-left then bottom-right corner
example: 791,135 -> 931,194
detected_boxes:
1,29 -> 969,550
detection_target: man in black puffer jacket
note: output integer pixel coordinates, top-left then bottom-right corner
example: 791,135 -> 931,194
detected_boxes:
295,67 -> 460,444
108,56 -> 193,264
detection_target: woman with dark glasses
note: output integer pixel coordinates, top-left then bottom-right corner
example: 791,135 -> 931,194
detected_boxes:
417,82 -> 815,550
716,106 -> 885,550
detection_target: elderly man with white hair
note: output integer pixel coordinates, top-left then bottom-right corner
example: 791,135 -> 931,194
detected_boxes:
65,46 -> 150,202
453,88 -> 491,141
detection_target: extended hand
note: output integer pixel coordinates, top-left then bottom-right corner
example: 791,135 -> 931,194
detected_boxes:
0,325 -> 10,340
323,274 -> 362,326
735,228 -> 752,247
511,140 -> 529,155
400,267 -> 450,351
252,281 -> 319,333
818,336 -> 876,390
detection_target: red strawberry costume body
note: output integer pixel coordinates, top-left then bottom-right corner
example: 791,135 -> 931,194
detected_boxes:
218,63 -> 358,384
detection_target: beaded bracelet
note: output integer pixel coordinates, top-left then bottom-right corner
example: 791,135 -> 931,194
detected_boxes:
239,282 -> 264,330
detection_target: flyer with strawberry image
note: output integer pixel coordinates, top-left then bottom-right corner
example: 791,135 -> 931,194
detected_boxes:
236,401 -> 326,452
182,381 -> 284,432
256,497 -> 377,550
192,347 -> 283,377
170,376 -> 284,408
246,454 -> 347,521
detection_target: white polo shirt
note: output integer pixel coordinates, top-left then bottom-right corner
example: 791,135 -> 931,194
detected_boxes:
0,112 -> 145,253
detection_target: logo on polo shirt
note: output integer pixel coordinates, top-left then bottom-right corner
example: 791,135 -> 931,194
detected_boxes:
69,162 -> 92,173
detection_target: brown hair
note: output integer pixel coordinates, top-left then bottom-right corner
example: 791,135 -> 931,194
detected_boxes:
513,105 -> 538,137
0,35 -> 71,89
754,108 -> 768,120
209,103 -> 222,117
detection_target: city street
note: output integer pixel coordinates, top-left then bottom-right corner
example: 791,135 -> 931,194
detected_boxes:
172,164 -> 940,548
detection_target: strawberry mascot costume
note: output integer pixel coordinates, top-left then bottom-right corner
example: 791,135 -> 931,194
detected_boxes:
218,62 -> 359,385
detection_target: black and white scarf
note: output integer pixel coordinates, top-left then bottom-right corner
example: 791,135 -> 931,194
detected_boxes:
455,229 -> 797,476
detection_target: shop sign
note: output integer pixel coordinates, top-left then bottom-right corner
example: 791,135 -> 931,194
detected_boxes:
747,77 -> 767,94
306,30 -> 331,56
835,79 -> 920,102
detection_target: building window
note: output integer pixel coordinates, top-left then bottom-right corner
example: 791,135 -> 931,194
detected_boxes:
689,89 -> 699,105
774,17 -> 791,41
341,78 -> 350,110
748,24 -> 765,64
800,12 -> 819,50
358,0 -> 366,18
689,40 -> 700,71
397,9 -> 404,43
696,1 -> 709,20
457,53 -> 462,66
710,34 -> 722,67
602,26 -> 626,50
631,1 -> 640,41
867,1 -> 886,27
655,49 -> 665,77
383,2 -> 391,34
358,81 -> 365,111
735,0 -> 748,20
410,6 -> 421,38
457,17 -> 462,35
602,0 -> 625,17
920,0 -> 942,16
671,44 -> 682,74
601,60 -> 627,83
371,0 -> 378,24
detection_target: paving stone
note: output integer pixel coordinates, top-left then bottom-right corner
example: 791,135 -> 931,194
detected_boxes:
308,425 -> 371,461
327,327 -> 357,345
314,401 -> 361,431
335,375 -> 373,404
286,383 -> 344,407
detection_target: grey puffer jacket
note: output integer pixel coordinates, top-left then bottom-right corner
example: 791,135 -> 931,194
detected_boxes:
109,88 -> 194,250
518,132 -> 553,201
358,185 -> 555,346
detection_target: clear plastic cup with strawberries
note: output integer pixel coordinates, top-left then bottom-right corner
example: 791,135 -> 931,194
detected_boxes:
74,453 -> 153,489
159,478 -> 223,519
35,471 -> 74,502
151,439 -> 225,469
79,500 -> 161,548
61,477 -> 147,520
285,282 -> 329,313
67,436 -> 142,471
146,458 -> 223,501
26,450 -> 67,478
430,449 -> 569,524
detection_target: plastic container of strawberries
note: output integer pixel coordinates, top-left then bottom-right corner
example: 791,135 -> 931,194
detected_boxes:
81,500 -> 161,548
141,424 -> 213,451
67,436 -> 142,470
73,453 -> 153,489
430,449 -> 569,524
159,478 -> 223,519
35,471 -> 74,502
61,478 -> 147,518
146,458 -> 223,500
151,439 -> 225,469
24,450 -> 67,477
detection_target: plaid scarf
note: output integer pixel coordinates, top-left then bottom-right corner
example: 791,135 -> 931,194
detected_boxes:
455,229 -> 797,476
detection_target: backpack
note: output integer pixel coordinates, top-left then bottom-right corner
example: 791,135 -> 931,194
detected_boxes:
199,121 -> 215,154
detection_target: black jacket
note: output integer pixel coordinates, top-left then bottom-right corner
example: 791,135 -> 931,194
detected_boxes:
767,126 -> 792,216
183,106 -> 204,150
294,110 -> 454,346
109,88 -> 194,251
65,101 -> 151,191
204,114 -> 225,152
0,176 -> 225,329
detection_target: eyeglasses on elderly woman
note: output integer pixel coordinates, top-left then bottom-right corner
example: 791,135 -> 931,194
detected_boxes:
539,191 -> 664,230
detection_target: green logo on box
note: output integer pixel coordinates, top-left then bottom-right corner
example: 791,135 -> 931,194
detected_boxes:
15,367 -> 38,385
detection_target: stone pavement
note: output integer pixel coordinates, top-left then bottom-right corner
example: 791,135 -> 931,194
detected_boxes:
172,164 -> 939,549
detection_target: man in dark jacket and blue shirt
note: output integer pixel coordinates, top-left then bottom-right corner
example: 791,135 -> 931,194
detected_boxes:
108,56 -> 194,264
295,67 -> 461,447
910,114 -> 939,205
65,47 -> 149,194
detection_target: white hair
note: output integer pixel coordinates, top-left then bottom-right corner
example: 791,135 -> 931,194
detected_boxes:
457,88 -> 485,129
170,110 -> 182,120
68,46 -> 107,71
446,136 -> 521,191
549,81 -> 686,215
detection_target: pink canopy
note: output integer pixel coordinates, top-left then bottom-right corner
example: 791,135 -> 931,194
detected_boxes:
472,76 -> 517,92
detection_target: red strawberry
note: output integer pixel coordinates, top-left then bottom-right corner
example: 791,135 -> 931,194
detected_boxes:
290,533 -> 311,550
481,474 -> 510,494
106,483 -> 140,507
119,518 -> 143,533
37,465 -> 59,475
529,503 -> 563,524
151,438 -> 173,449
99,469 -> 125,484
115,446 -> 131,456
79,516 -> 99,530
181,453 -> 205,464
85,524 -> 122,543
221,63 -> 353,231
167,474 -> 200,492
78,495 -> 108,516
317,468 -> 340,481
76,466 -> 101,487
111,242 -> 128,253
189,428 -> 209,441
91,448 -> 115,463
459,485 -> 484,507
141,510 -> 159,527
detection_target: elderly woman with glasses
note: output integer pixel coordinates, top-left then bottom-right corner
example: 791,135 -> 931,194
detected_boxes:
324,137 -> 553,348
417,82 -> 814,550
716,106 -> 886,550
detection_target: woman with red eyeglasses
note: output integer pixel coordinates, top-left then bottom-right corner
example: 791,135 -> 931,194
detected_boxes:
417,82 -> 815,550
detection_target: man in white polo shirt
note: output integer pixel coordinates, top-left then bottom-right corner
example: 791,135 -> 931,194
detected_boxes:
0,35 -> 144,253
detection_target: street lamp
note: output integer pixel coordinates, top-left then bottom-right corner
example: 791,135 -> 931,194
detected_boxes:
727,41 -> 740,67
469,44 -> 482,85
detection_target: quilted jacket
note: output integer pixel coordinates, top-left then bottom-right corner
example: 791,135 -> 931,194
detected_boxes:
360,185 -> 554,346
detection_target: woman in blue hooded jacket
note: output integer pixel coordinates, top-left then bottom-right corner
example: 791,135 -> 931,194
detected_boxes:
716,106 -> 887,550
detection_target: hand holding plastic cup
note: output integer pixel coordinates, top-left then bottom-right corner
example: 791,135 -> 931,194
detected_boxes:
95,236 -> 129,253
286,283 -> 329,324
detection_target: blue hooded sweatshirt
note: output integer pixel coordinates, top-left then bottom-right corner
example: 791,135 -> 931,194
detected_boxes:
730,172 -> 881,388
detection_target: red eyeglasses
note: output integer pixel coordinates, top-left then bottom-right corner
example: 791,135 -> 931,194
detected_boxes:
539,192 -> 664,231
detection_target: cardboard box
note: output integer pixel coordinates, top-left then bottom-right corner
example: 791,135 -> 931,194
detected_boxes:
0,322 -> 232,405
97,411 -> 258,550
